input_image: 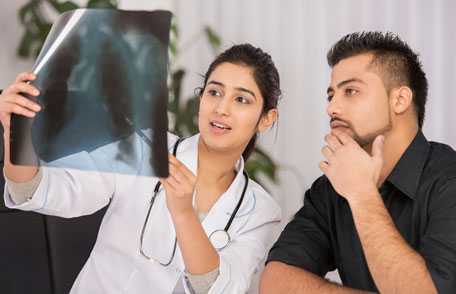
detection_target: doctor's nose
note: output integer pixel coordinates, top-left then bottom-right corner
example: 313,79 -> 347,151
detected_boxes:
214,97 -> 231,116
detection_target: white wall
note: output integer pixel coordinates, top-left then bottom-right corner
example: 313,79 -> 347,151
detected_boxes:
1,0 -> 455,291
0,0 -> 34,87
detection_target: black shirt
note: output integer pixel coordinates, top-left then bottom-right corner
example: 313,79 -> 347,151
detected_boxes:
267,131 -> 456,293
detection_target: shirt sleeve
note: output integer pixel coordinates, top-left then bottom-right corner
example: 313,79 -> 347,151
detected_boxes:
419,177 -> 456,293
266,176 -> 336,276
184,267 -> 220,294
5,168 -> 43,205
183,211 -> 220,294
3,150 -> 115,218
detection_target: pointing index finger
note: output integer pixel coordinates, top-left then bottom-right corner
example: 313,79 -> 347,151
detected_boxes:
168,155 -> 195,181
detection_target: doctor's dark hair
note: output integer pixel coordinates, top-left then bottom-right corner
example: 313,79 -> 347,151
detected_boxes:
327,31 -> 428,128
197,43 -> 281,160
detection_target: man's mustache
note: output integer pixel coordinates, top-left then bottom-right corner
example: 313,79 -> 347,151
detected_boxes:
330,118 -> 351,128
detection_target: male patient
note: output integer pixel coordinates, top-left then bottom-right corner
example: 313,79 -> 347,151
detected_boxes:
260,32 -> 456,293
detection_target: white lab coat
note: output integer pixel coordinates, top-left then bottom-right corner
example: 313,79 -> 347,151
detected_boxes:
4,132 -> 281,293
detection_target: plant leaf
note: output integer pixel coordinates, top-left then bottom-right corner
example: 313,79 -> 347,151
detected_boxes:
245,147 -> 278,184
203,26 -> 221,53
17,29 -> 35,58
18,0 -> 39,25
87,0 -> 118,9
46,0 -> 79,13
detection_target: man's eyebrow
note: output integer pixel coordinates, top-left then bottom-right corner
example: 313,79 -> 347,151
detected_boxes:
337,78 -> 366,88
327,78 -> 366,94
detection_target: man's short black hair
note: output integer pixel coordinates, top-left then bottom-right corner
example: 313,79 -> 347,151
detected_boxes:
327,31 -> 428,128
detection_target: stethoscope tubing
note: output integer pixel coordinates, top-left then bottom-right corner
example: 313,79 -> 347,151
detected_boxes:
139,137 -> 249,265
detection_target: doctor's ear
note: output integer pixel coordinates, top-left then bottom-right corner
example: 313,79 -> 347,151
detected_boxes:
195,86 -> 204,99
390,86 -> 413,115
257,108 -> 278,133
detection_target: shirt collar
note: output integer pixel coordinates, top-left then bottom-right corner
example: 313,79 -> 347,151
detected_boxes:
386,130 -> 430,200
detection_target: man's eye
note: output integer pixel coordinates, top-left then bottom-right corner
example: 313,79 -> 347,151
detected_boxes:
327,95 -> 333,102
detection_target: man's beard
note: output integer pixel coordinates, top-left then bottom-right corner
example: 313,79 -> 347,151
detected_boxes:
352,113 -> 393,147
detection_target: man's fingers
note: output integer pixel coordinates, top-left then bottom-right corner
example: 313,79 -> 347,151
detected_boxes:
319,161 -> 330,174
325,134 -> 343,152
321,146 -> 334,161
332,129 -> 355,145
371,135 -> 385,160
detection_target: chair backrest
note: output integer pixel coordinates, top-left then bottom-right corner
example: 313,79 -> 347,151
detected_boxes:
0,121 -> 54,293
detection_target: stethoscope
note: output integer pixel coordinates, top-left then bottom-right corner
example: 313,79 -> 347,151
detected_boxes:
139,136 -> 249,266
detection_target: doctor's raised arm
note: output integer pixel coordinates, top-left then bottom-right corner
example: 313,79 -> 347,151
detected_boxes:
1,70 -> 115,217
1,72 -> 41,184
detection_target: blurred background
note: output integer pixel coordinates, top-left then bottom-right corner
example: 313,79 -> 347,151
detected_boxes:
1,0 -> 455,292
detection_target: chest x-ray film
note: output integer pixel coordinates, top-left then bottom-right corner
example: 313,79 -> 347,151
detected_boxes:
10,9 -> 171,177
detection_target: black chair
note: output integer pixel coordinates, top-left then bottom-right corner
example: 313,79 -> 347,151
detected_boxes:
0,191 -> 107,294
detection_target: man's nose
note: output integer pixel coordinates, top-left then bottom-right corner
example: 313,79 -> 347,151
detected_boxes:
326,95 -> 342,117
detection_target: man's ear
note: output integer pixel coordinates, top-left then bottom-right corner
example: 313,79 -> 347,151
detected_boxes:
390,86 -> 413,115
258,108 -> 278,133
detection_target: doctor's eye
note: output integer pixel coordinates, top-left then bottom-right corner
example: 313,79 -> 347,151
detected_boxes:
327,94 -> 334,102
207,89 -> 222,97
235,96 -> 250,104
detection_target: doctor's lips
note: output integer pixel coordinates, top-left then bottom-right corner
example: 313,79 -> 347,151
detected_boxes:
330,118 -> 350,129
210,120 -> 232,131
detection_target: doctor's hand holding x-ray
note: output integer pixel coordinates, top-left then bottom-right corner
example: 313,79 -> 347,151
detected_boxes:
0,72 -> 41,185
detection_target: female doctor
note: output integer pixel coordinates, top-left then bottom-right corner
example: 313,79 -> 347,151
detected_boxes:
1,43 -> 282,293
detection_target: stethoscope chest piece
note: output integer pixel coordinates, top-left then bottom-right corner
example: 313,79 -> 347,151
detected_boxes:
209,229 -> 231,250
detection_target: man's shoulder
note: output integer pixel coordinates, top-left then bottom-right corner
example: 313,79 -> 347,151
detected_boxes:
425,141 -> 456,181
420,141 -> 456,216
309,175 -> 332,191
304,175 -> 340,204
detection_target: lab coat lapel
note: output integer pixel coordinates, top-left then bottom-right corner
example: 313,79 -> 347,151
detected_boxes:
174,133 -> 248,238
159,134 -> 199,270
171,134 -> 250,256
138,133 -> 194,268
